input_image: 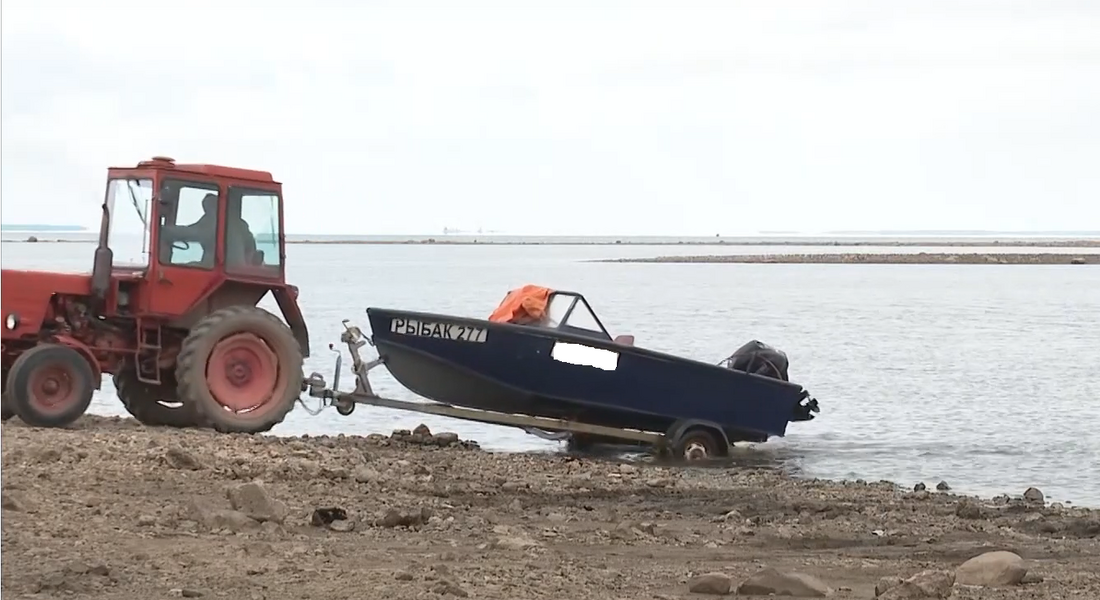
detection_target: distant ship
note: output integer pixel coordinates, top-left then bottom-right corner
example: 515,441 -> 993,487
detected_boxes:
442,226 -> 503,235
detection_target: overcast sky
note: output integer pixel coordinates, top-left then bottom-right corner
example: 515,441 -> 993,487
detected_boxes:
2,1 -> 1098,235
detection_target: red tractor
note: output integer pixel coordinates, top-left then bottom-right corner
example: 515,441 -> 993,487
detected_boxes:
1,156 -> 310,433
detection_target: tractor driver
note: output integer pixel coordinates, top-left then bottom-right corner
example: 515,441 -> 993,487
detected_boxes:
161,192 -> 259,267
159,193 -> 218,266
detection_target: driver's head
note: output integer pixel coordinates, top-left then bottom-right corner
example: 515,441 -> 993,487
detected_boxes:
201,193 -> 217,215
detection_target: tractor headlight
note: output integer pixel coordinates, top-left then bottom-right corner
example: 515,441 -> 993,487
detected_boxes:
5,313 -> 18,330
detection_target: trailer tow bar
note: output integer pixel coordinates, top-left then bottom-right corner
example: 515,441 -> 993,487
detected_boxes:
299,319 -> 386,416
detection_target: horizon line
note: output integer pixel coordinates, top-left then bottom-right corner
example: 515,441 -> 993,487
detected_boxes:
4,225 -> 1100,238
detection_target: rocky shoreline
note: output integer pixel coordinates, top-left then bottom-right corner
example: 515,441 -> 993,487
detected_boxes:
2,416 -> 1098,599
601,252 -> 1096,265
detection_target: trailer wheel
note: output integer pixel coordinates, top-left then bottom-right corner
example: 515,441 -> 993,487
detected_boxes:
177,306 -> 303,434
7,344 -> 96,428
114,369 -> 200,428
566,434 -> 597,453
335,398 -> 356,416
672,427 -> 726,461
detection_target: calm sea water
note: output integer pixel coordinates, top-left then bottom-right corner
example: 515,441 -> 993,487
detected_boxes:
3,240 -> 1099,506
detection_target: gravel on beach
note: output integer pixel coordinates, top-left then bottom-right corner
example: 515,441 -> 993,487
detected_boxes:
2,416 -> 1098,599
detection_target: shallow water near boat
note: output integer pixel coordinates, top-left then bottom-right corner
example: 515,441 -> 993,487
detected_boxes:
3,239 -> 1099,506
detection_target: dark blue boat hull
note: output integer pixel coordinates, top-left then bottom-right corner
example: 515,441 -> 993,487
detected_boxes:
365,307 -> 814,441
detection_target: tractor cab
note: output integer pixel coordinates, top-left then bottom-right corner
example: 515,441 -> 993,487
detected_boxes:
98,156 -> 283,281
92,157 -> 303,334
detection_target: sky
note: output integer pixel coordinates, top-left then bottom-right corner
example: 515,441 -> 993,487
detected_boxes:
2,0 -> 1099,236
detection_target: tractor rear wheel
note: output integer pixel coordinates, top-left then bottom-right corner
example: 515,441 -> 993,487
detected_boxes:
176,306 -> 303,434
113,369 -> 200,428
6,344 -> 96,428
2,368 -> 14,421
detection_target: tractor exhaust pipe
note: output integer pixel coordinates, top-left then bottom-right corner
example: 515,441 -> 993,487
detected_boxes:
90,199 -> 113,307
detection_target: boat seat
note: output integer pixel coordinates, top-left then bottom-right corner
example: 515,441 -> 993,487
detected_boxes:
613,334 -> 635,346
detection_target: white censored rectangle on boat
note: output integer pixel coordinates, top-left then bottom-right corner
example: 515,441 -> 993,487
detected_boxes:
389,318 -> 488,343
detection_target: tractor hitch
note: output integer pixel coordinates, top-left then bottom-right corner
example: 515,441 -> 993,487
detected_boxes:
298,319 -> 385,417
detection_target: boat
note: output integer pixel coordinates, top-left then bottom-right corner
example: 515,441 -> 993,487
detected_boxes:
351,285 -> 819,456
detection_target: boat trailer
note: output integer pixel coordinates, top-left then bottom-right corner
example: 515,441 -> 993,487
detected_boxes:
299,320 -> 674,451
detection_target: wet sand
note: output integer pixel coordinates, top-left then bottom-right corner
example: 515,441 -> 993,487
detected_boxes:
601,253 -> 1097,265
2,416 -> 1098,599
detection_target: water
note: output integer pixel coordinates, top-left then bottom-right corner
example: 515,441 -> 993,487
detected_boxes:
3,241 -> 1099,506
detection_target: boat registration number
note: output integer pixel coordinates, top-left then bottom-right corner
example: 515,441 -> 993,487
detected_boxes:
390,318 -> 488,343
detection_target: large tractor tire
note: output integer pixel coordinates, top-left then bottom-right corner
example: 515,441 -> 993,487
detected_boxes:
2,368 -> 14,421
176,306 -> 303,434
6,344 -> 96,428
113,368 -> 200,428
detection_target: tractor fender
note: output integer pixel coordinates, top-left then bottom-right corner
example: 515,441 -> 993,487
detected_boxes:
48,334 -> 104,390
273,286 -> 310,358
664,419 -> 730,450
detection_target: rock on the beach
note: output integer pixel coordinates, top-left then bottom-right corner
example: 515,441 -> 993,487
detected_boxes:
2,490 -> 27,512
188,498 -> 259,532
878,570 -> 955,599
955,551 -> 1028,587
164,447 -> 202,470
352,465 -> 380,483
955,500 -> 984,520
491,524 -> 541,550
1023,487 -> 1044,504
875,576 -> 905,596
688,572 -> 731,595
434,432 -> 460,446
378,507 -> 431,528
736,567 -> 831,597
226,481 -> 287,524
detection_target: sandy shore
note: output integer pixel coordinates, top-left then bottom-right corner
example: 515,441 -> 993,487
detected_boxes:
2,416 -> 1098,599
602,253 -> 1097,265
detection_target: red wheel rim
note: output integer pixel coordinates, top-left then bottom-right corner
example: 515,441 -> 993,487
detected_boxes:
205,333 -> 284,414
27,364 -> 79,415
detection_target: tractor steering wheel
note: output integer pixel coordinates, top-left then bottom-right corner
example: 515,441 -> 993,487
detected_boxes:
171,240 -> 191,251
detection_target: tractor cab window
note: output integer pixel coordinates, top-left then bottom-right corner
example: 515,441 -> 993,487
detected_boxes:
106,178 -> 153,268
158,180 -> 219,269
226,187 -> 282,274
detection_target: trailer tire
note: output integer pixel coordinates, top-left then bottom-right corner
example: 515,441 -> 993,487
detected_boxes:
114,369 -> 200,428
671,426 -> 726,461
566,433 -> 597,452
7,344 -> 96,428
177,306 -> 303,434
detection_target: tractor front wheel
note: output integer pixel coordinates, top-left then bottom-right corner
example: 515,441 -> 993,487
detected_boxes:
176,306 -> 303,434
6,344 -> 96,428
114,369 -> 200,428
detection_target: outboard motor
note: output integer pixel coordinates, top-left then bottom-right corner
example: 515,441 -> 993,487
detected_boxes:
720,340 -> 790,381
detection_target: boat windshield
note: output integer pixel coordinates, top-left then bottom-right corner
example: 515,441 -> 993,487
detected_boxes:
545,293 -> 611,339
